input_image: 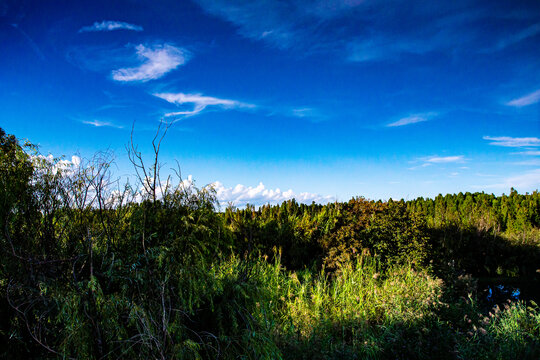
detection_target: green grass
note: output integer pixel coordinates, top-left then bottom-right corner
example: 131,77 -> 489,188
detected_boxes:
208,255 -> 540,359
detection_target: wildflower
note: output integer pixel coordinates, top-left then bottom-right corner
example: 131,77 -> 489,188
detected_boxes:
372,273 -> 380,280
478,327 -> 487,336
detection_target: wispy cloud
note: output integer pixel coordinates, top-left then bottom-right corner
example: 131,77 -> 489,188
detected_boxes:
514,159 -> 540,166
506,89 -> 540,107
288,107 -> 327,121
153,92 -> 255,118
81,120 -> 123,128
483,136 -> 540,147
387,112 -> 437,127
514,150 -> 540,156
112,44 -> 188,82
486,23 -> 540,52
79,20 -> 143,33
476,168 -> 540,190
193,0 -> 360,49
423,155 -> 465,164
194,1 -> 525,61
347,34 -> 453,62
211,180 -> 335,207
409,155 -> 465,169
194,0 -> 540,66
11,24 -> 45,60
291,107 -> 316,118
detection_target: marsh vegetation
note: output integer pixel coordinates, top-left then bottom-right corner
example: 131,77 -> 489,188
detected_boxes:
1,127 -> 539,359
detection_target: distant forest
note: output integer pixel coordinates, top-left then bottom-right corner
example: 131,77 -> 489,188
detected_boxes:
1,127 -> 539,359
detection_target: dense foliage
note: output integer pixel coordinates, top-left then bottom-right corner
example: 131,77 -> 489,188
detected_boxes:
1,127 -> 539,359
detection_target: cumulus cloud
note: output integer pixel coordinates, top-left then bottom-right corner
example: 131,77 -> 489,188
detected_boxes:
483,136 -> 540,148
387,112 -> 437,127
210,181 -> 335,207
506,89 -> 540,107
79,20 -> 143,33
32,154 -> 81,175
112,44 -> 188,82
153,92 -> 255,117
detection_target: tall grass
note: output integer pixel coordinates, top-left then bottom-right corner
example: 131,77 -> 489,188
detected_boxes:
457,301 -> 540,359
211,255 -> 540,359
282,258 -> 442,334
270,257 -> 447,359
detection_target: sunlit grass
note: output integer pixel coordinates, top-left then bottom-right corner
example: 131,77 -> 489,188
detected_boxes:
208,255 -> 540,359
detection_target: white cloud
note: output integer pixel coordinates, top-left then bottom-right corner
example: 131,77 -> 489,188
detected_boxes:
514,159 -> 540,166
291,107 -> 316,118
32,154 -> 81,175
387,112 -> 437,127
488,23 -> 540,52
288,107 -> 327,121
423,155 -> 465,164
505,169 -> 540,188
514,150 -> 540,156
506,89 -> 540,107
11,24 -> 45,60
347,35 -> 447,62
194,0 -> 538,66
477,169 -> 540,191
408,155 -> 465,170
193,0 -> 313,49
82,120 -> 123,128
483,136 -> 540,148
79,20 -> 143,33
153,92 -> 255,117
210,181 -> 335,207
112,44 -> 188,82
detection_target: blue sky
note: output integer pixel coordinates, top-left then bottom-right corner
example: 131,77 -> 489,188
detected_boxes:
1,0 -> 539,206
